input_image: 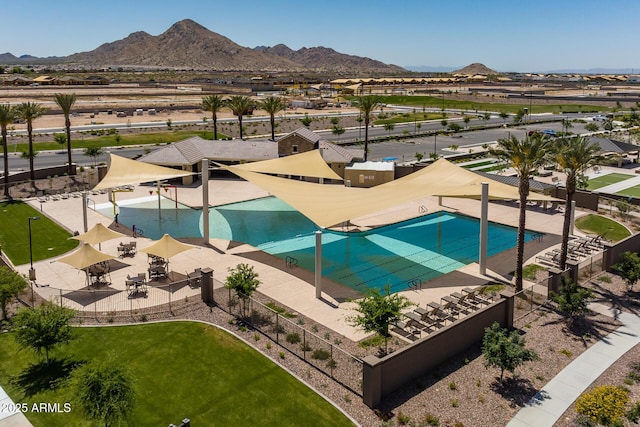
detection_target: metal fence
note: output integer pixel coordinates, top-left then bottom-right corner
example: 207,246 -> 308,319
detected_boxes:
513,279 -> 549,321
215,288 -> 363,396
32,279 -> 203,322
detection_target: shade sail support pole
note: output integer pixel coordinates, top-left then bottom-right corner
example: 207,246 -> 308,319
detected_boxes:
202,159 -> 210,246
82,191 -> 88,233
315,230 -> 322,299
479,182 -> 489,276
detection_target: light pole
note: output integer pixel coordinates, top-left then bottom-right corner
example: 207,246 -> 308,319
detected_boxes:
28,216 -> 40,281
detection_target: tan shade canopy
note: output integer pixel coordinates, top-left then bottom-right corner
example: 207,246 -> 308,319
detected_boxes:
139,234 -> 198,259
70,223 -> 126,246
229,150 -> 343,181
93,154 -> 194,190
225,158 -> 561,228
57,243 -> 115,270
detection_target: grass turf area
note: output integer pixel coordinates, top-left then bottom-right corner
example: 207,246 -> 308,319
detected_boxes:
0,322 -> 355,427
13,130 -> 228,153
615,185 -> 640,198
586,172 -> 635,190
0,201 -> 77,266
574,214 -> 631,242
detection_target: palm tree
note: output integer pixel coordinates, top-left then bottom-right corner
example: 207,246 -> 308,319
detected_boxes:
201,95 -> 225,140
356,95 -> 381,161
260,97 -> 285,141
491,134 -> 553,291
0,104 -> 16,199
561,117 -> 573,135
16,102 -> 45,181
226,96 -> 254,140
54,93 -> 77,175
554,136 -> 600,270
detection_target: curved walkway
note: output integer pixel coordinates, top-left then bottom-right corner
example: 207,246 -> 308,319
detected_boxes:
508,303 -> 640,427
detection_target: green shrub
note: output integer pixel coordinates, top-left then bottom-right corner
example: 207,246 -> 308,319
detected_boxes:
575,385 -> 629,425
423,413 -> 440,426
285,333 -> 301,344
626,401 -> 640,423
311,349 -> 331,360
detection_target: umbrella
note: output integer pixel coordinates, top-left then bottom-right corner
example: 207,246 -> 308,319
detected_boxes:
70,223 -> 127,250
57,243 -> 115,286
140,234 -> 198,279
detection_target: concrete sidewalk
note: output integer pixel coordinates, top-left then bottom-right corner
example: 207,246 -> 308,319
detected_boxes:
507,303 -> 640,427
0,387 -> 32,427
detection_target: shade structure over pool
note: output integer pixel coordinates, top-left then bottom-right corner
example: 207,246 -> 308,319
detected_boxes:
230,150 -> 343,181
224,158 -> 561,228
93,154 -> 193,190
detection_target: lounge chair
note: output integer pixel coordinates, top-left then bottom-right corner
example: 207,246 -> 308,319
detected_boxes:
462,287 -> 493,306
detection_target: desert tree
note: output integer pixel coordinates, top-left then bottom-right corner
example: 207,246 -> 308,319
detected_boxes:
550,277 -> 593,323
482,322 -> 538,382
16,102 -> 45,181
226,95 -> 254,140
260,96 -> 285,141
355,95 -> 381,161
491,133 -> 552,291
201,94 -> 225,140
614,251 -> 640,291
0,104 -> 16,199
347,285 -> 414,355
13,300 -> 75,364
553,136 -> 600,270
54,93 -> 77,175
84,145 -> 104,167
73,356 -> 136,427
225,263 -> 260,318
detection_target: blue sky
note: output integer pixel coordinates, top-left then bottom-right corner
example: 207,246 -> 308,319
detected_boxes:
3,0 -> 639,72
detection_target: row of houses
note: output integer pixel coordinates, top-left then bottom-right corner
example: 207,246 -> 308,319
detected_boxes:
2,75 -> 109,86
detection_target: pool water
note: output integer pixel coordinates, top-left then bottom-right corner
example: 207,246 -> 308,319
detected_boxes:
102,197 -> 540,293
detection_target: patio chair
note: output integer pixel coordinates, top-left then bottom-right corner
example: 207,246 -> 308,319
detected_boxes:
413,305 -> 444,331
186,268 -> 202,288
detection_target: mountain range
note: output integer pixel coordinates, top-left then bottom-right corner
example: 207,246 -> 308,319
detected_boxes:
0,19 -> 405,74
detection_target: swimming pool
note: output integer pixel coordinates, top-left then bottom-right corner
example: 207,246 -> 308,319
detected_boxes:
101,196 -> 540,293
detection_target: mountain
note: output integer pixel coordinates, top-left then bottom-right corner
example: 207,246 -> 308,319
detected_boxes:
62,19 -> 302,71
0,52 -> 19,63
0,19 -> 402,73
453,63 -> 498,75
256,44 -> 405,74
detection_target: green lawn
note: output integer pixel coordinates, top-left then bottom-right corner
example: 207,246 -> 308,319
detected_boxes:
616,185 -> 640,198
586,173 -> 635,190
374,112 -> 445,125
0,322 -> 355,427
12,130 -> 228,154
574,214 -> 631,242
0,201 -> 77,266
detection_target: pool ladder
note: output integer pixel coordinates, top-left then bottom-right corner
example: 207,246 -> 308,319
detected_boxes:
408,278 -> 422,290
285,256 -> 298,269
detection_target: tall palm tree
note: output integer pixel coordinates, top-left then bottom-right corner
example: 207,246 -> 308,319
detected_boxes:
201,94 -> 225,140
260,97 -> 285,141
491,134 -> 553,291
16,102 -> 45,181
356,95 -> 381,161
0,104 -> 16,199
226,96 -> 254,140
554,136 -> 600,270
54,93 -> 77,175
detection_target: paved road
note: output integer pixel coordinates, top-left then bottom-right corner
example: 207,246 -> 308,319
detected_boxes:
1,112 -> 601,170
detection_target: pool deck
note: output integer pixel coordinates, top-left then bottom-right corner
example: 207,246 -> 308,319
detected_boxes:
20,179 -> 574,342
